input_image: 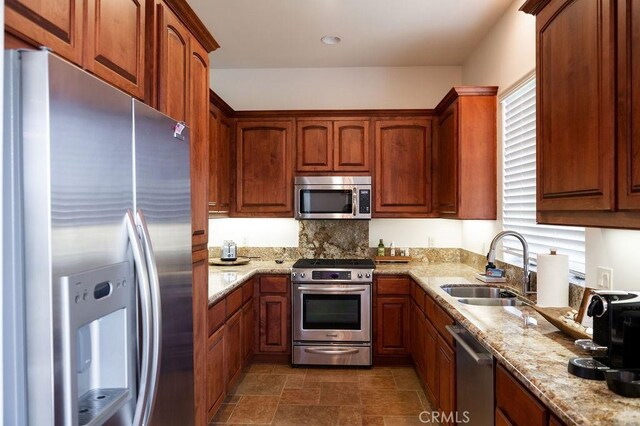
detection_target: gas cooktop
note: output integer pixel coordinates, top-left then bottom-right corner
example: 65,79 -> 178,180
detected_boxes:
292,258 -> 376,269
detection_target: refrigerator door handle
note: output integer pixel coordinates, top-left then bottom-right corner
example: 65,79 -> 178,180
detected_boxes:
125,210 -> 153,426
136,209 -> 162,424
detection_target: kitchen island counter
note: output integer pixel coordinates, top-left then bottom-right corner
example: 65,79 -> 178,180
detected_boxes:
208,260 -> 640,425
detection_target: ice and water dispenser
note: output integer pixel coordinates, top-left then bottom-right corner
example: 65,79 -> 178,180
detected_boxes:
59,262 -> 137,426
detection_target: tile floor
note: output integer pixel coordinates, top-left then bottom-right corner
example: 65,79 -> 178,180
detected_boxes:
210,363 -> 439,425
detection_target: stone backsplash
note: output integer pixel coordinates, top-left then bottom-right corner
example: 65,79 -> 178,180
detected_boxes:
298,220 -> 369,258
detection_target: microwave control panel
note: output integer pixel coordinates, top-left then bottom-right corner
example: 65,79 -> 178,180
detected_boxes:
359,189 -> 371,214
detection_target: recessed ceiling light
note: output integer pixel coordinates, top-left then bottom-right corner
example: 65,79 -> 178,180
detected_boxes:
321,35 -> 341,45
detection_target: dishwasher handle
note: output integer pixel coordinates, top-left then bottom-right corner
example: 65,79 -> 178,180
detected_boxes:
446,325 -> 492,365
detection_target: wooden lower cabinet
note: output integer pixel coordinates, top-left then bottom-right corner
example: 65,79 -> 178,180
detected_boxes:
224,309 -> 242,390
206,279 -> 255,423
375,296 -> 410,356
258,295 -> 289,353
436,334 -> 456,426
206,326 -> 225,420
495,363 -> 548,426
241,299 -> 254,366
423,316 -> 439,404
256,275 -> 290,355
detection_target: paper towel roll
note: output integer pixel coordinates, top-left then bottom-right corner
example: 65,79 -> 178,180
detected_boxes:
536,251 -> 569,307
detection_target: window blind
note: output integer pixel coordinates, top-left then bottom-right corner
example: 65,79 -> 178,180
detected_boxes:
501,77 -> 585,274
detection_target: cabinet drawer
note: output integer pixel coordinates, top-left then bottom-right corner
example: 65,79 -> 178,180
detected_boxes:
424,294 -> 436,320
411,281 -> 426,313
226,287 -> 243,318
242,279 -> 255,303
207,299 -> 225,336
496,364 -> 547,426
259,275 -> 289,294
433,304 -> 455,347
377,276 -> 411,295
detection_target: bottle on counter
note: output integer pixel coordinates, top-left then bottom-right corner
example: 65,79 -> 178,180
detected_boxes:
377,239 -> 385,256
390,241 -> 396,256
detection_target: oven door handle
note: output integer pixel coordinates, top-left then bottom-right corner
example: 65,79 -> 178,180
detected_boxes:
297,286 -> 367,293
304,347 -> 360,355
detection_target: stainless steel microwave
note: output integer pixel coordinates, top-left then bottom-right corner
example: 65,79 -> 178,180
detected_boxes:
294,176 -> 372,219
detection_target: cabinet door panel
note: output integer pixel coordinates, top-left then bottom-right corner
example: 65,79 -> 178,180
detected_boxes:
259,295 -> 289,353
6,0 -> 83,64
374,119 -> 433,216
424,318 -> 438,405
537,0 -> 615,211
437,336 -> 455,425
217,115 -> 232,212
297,120 -> 333,172
618,0 -> 640,209
334,120 -> 370,172
85,0 -> 145,99
242,299 -> 254,366
224,310 -> 243,389
156,3 -> 189,122
236,120 -> 293,215
192,249 -> 209,426
206,326 -> 225,420
434,102 -> 458,214
496,364 -> 547,426
375,296 -> 410,356
188,40 -> 210,247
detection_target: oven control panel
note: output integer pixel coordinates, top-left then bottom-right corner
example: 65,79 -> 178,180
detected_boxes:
312,271 -> 351,280
291,269 -> 373,283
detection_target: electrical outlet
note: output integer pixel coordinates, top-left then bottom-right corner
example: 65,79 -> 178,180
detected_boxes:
428,237 -> 435,247
596,266 -> 613,289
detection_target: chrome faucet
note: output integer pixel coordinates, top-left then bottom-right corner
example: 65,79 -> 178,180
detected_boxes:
486,230 -> 533,295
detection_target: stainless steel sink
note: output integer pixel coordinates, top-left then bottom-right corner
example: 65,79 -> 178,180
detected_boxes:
457,298 -> 524,306
441,285 -> 516,299
441,285 -> 525,307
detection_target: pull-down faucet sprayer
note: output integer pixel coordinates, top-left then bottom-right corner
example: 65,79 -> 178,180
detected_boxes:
486,230 -> 534,295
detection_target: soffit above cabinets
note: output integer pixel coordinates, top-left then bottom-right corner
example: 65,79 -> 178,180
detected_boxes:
186,0 -> 513,69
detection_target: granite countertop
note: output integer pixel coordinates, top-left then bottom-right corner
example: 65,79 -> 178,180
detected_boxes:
208,261 -> 640,425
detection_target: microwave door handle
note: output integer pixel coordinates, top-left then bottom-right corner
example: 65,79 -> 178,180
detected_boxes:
352,188 -> 358,216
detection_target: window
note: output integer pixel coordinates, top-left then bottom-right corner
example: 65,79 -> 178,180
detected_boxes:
501,77 -> 585,274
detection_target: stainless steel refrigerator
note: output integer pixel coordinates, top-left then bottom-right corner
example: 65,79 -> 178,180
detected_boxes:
3,50 -> 194,426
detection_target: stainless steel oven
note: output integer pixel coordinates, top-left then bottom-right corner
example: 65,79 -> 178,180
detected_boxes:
291,259 -> 374,366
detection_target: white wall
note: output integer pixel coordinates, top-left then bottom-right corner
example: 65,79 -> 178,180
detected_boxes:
211,66 -> 462,110
208,218 -> 463,249
369,219 -> 461,248
460,0 -> 535,260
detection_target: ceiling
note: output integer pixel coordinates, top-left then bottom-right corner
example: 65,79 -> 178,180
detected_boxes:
186,0 -> 514,69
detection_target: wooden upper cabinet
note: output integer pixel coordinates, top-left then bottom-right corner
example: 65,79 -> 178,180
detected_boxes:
188,39 -> 210,248
84,0 -> 145,99
296,119 -> 371,173
434,87 -> 497,219
235,120 -> 294,216
374,119 -> 433,217
434,102 -> 458,215
297,120 -> 333,172
334,120 -> 371,172
536,0 -> 615,212
618,0 -> 640,210
209,103 -> 232,215
156,2 -> 190,123
6,0 -> 83,65
522,0 -> 640,227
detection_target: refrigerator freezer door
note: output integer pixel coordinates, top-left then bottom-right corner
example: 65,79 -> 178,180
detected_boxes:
133,100 -> 194,425
15,51 -> 136,426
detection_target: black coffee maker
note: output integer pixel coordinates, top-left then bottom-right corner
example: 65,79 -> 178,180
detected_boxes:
568,290 -> 640,380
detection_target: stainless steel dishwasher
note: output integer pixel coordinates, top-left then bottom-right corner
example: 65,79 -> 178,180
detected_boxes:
446,325 -> 494,425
